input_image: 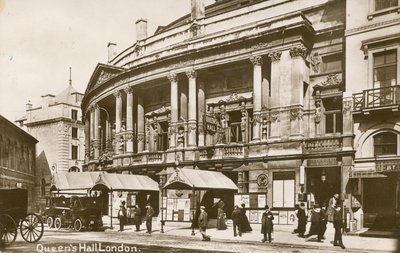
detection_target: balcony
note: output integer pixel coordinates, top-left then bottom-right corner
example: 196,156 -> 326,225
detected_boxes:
304,137 -> 342,153
353,85 -> 400,114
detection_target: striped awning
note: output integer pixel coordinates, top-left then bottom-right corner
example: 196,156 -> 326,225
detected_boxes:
163,168 -> 238,190
50,172 -> 159,192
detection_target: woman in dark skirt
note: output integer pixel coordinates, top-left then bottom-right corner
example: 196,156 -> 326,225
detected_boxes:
240,203 -> 252,232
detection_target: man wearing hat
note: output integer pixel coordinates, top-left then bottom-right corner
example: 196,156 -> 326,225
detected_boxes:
198,206 -> 210,241
117,201 -> 127,232
261,205 -> 274,243
306,204 -> 323,242
144,203 -> 154,235
231,205 -> 242,237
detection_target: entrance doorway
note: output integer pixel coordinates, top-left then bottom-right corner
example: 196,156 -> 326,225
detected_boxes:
306,167 -> 341,207
363,178 -> 396,229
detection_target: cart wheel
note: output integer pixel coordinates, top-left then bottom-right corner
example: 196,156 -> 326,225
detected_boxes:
73,218 -> 82,232
47,217 -> 54,228
54,217 -> 62,230
20,213 -> 44,243
0,214 -> 17,246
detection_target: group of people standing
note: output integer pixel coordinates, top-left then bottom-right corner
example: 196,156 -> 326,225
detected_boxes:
117,201 -> 154,235
291,193 -> 345,249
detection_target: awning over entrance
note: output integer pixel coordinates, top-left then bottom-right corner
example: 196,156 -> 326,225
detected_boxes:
50,172 -> 159,192
163,168 -> 238,190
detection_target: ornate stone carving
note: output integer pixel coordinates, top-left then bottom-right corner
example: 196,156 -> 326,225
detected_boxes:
270,112 -> 280,122
268,51 -> 282,62
250,55 -> 263,66
253,113 -> 261,124
124,86 -> 133,94
190,21 -> 201,37
240,109 -> 247,131
252,42 -> 269,50
113,90 -> 122,98
343,100 -> 352,114
137,133 -> 145,142
167,73 -> 179,83
188,122 -> 197,133
97,70 -> 115,85
185,69 -> 197,79
315,99 -> 322,123
310,52 -> 322,73
290,109 -> 303,121
134,44 -> 144,57
125,133 -> 134,141
321,73 -> 342,87
289,46 -> 307,59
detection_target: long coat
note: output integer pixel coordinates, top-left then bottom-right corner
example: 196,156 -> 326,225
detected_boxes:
333,209 -> 343,229
133,206 -> 142,225
198,211 -> 208,228
118,206 -> 127,224
261,211 -> 274,234
217,207 -> 227,230
144,206 -> 154,221
309,210 -> 322,235
297,208 -> 307,227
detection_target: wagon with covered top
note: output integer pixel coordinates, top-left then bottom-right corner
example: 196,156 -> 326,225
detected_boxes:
0,188 -> 44,247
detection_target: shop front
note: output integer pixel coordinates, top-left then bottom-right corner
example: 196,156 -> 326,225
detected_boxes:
161,168 -> 238,224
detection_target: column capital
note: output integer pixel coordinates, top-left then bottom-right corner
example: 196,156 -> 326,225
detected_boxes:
185,69 -> 197,79
250,55 -> 263,66
167,73 -> 179,83
268,51 -> 282,62
113,90 -> 122,98
289,46 -> 307,59
124,86 -> 133,94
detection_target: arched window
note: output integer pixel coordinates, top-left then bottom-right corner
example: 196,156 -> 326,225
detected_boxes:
41,178 -> 46,197
374,132 -> 397,156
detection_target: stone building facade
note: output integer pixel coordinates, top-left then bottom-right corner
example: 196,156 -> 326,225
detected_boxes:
346,0 -> 400,230
0,115 -> 38,211
82,0 -> 354,226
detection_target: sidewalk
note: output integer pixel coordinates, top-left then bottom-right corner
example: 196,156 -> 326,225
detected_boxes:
106,220 -> 398,252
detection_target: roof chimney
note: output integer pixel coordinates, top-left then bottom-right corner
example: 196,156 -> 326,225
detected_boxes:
107,42 -> 117,62
26,100 -> 32,110
135,19 -> 148,41
191,0 -> 205,20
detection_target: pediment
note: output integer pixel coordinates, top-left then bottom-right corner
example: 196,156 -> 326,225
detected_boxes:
85,63 -> 124,93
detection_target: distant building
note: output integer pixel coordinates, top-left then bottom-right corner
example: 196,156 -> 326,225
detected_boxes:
16,83 -> 85,174
0,115 -> 38,211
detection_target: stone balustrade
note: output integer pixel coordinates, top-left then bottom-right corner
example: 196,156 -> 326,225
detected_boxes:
304,137 -> 342,152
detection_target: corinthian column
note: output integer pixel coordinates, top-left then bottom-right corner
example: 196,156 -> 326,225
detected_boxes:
168,73 -> 179,148
84,114 -> 90,163
186,69 -> 197,147
250,55 -> 263,141
114,90 -> 122,133
137,94 -> 145,153
125,87 -> 134,153
94,103 -> 100,159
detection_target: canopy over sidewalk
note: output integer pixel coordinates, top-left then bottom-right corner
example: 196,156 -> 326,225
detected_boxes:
50,172 -> 159,192
162,168 -> 238,190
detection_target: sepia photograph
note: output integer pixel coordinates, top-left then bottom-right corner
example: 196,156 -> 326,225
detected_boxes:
0,0 -> 399,252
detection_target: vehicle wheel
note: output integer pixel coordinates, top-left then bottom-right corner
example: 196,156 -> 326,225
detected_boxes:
73,218 -> 82,232
19,213 -> 44,243
0,214 -> 17,246
47,216 -> 54,228
54,217 -> 62,230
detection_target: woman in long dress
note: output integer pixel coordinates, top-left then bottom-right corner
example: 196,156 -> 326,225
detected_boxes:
240,203 -> 252,232
216,201 -> 227,230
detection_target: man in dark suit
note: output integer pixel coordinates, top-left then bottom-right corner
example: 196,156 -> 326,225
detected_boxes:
297,203 -> 307,238
261,205 -> 274,243
198,206 -> 210,241
333,205 -> 346,249
118,201 -> 127,232
231,205 -> 242,237
144,203 -> 154,235
133,205 -> 142,232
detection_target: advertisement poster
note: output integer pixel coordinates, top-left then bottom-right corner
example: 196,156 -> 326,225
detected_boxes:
234,195 -> 242,206
249,210 -> 258,223
242,195 -> 250,207
279,211 -> 288,224
258,194 -> 266,208
288,211 -> 296,225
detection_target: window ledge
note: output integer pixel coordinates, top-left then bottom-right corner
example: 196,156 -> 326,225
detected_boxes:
367,6 -> 400,20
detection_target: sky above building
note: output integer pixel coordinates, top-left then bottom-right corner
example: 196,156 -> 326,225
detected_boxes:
0,0 -> 214,122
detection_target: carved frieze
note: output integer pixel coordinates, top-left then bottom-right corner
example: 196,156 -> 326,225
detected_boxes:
97,70 -> 116,86
124,86 -> 133,94
321,73 -> 342,87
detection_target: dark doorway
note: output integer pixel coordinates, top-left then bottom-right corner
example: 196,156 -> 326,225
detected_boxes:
363,178 -> 396,229
306,167 -> 341,207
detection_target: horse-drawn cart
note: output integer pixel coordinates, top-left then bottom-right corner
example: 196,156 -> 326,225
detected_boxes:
0,188 -> 44,247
